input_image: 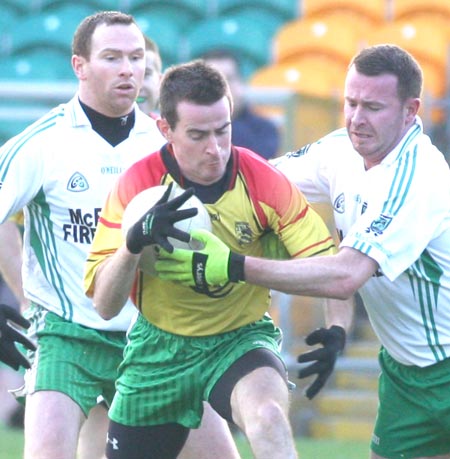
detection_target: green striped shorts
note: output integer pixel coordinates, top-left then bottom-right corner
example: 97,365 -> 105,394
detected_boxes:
371,347 -> 450,458
110,314 -> 284,428
23,304 -> 127,416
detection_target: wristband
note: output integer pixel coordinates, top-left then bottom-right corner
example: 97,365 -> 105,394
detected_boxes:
228,252 -> 245,283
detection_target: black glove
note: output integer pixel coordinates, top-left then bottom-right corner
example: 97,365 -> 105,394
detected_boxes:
0,304 -> 36,371
297,325 -> 346,400
126,183 -> 198,254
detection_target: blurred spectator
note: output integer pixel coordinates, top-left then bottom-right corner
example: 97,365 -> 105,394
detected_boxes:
136,35 -> 163,117
202,49 -> 280,160
430,119 -> 450,165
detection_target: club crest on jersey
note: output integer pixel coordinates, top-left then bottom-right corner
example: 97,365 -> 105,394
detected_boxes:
333,193 -> 345,214
235,222 -> 253,246
366,214 -> 392,236
67,172 -> 89,192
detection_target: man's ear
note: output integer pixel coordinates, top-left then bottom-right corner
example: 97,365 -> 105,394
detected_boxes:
156,118 -> 171,141
406,98 -> 420,122
72,55 -> 86,80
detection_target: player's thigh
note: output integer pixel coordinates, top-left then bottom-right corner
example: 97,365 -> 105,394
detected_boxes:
179,402 -> 240,459
26,305 -> 125,415
78,402 -> 109,459
24,390 -> 85,459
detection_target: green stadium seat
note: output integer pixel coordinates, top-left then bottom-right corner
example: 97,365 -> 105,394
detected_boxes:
5,5 -> 94,57
38,0 -> 123,11
128,0 -> 212,22
3,0 -> 38,15
0,50 -> 75,80
216,0 -> 298,21
184,15 -> 272,78
134,14 -> 183,68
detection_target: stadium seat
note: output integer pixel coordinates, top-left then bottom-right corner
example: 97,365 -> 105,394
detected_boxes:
0,49 -> 75,80
273,15 -> 364,68
134,14 -> 183,68
216,0 -> 298,21
300,0 -> 387,23
250,58 -> 346,99
37,0 -> 123,12
394,0 -> 450,21
5,5 -> 94,57
3,0 -> 37,15
250,59 -> 345,147
364,19 -> 449,98
184,15 -> 272,78
128,0 -> 212,23
0,5 -> 18,54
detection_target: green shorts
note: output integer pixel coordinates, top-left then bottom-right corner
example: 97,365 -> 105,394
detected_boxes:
371,348 -> 450,458
22,304 -> 127,417
110,314 -> 284,428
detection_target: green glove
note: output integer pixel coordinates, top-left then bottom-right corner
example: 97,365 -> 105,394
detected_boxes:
155,228 -> 245,290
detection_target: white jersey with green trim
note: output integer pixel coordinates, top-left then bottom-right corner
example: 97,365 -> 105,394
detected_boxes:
0,96 -> 165,331
273,118 -> 450,367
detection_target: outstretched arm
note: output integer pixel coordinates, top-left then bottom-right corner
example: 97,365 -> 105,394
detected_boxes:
156,229 -> 378,299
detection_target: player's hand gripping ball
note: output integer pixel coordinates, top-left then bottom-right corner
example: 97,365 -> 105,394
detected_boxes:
122,183 -> 211,276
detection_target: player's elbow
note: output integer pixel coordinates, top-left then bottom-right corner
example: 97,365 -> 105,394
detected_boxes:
93,297 -> 121,320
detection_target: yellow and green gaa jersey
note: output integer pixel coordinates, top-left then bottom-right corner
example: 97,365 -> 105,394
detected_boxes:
85,145 -> 336,336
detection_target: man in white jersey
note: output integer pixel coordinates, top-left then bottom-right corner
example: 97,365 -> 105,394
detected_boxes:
0,11 -> 239,459
156,44 -> 450,459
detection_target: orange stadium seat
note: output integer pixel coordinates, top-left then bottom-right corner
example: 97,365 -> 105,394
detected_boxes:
300,0 -> 387,24
250,58 -> 347,100
250,59 -> 345,146
364,19 -> 449,98
394,0 -> 450,21
273,15 -> 365,67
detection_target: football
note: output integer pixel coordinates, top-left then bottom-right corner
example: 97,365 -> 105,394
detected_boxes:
122,184 -> 211,276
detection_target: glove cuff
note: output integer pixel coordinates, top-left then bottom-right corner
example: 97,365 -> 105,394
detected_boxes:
228,252 -> 245,283
126,230 -> 143,255
330,325 -> 346,351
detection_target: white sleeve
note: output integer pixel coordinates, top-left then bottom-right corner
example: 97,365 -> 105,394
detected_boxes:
0,133 -> 45,222
341,148 -> 450,281
272,142 -> 331,204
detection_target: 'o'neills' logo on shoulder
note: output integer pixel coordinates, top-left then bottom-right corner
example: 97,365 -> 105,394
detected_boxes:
67,172 -> 89,192
333,193 -> 345,214
235,222 -> 253,246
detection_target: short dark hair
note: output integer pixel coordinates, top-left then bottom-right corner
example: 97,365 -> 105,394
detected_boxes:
351,44 -> 423,101
159,60 -> 232,128
72,11 -> 139,59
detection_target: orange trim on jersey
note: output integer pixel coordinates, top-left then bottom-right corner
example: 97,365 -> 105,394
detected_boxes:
98,216 -> 121,229
291,236 -> 335,258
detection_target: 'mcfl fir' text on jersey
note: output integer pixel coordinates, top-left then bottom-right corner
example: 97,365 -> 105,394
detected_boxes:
63,208 -> 102,244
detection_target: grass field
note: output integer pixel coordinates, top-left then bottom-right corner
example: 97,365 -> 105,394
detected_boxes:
0,425 -> 369,458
